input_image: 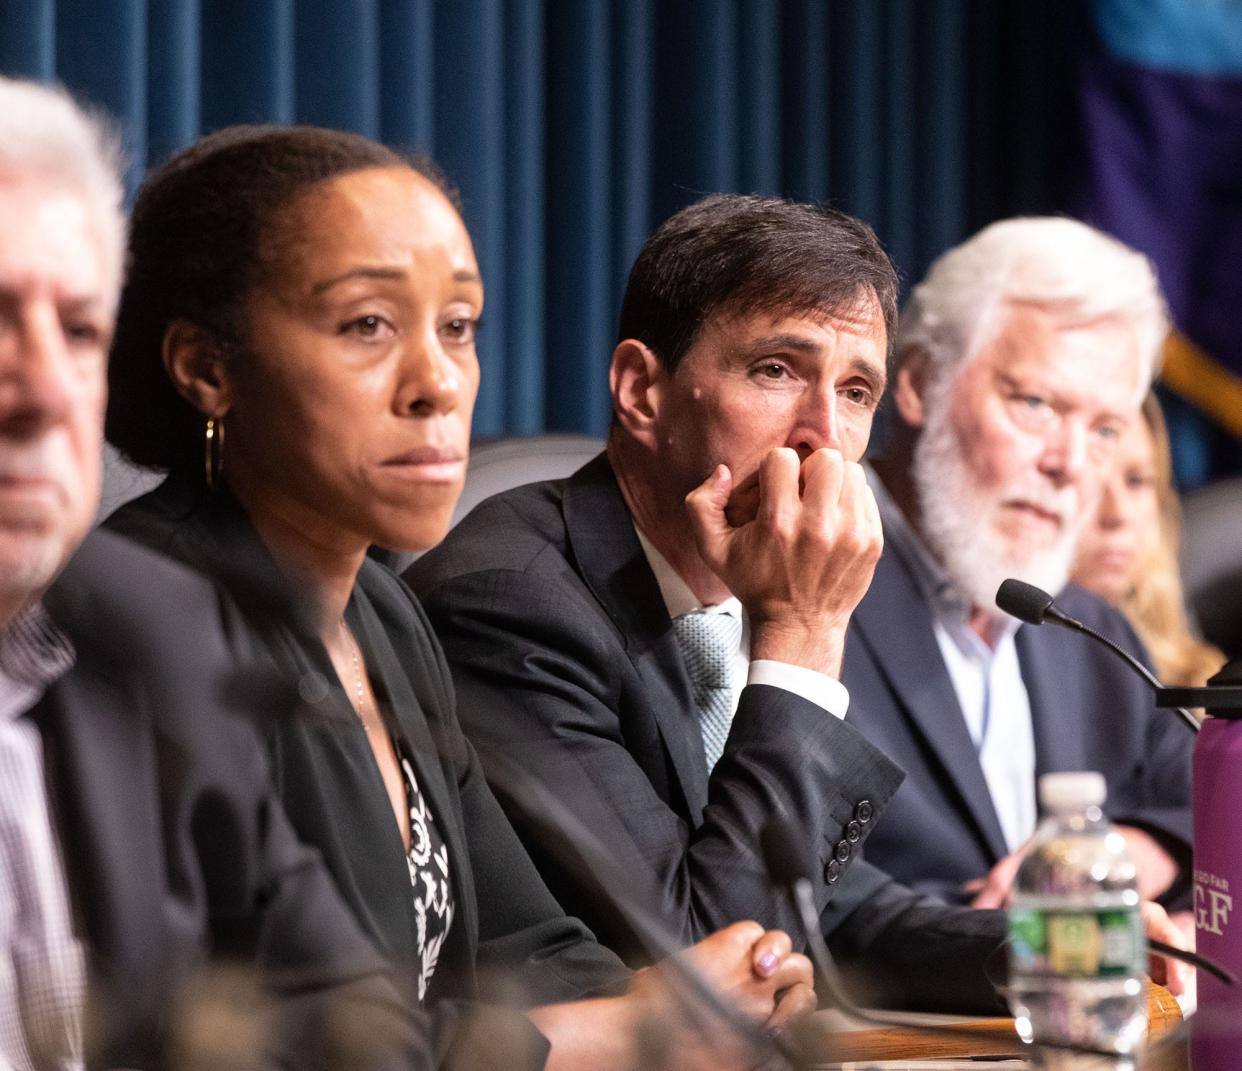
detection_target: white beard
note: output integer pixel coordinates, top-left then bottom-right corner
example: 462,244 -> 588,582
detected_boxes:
911,383 -> 1081,617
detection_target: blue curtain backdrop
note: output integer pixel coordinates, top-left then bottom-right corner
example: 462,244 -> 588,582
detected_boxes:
0,0 -> 1076,440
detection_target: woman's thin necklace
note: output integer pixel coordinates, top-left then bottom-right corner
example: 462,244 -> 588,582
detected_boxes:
342,620 -> 368,716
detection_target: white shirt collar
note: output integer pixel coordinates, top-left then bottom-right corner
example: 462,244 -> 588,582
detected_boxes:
632,525 -> 742,622
0,603 -> 74,723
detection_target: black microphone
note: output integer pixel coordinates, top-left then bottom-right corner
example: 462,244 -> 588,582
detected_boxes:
995,579 -> 1200,734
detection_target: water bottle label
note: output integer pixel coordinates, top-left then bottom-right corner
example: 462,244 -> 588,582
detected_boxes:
1009,907 -> 1145,977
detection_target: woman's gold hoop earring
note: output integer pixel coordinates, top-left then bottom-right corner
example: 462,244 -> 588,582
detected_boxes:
204,417 -> 225,490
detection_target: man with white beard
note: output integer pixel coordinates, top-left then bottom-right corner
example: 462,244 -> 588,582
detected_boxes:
842,217 -> 1194,911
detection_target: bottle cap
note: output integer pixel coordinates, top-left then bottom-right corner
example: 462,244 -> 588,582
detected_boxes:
1038,771 -> 1106,812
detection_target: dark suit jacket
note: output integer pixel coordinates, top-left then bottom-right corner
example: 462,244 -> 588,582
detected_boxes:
37,529 -> 432,1070
842,535 -> 1195,905
104,480 -> 628,1024
408,454 -> 1009,1013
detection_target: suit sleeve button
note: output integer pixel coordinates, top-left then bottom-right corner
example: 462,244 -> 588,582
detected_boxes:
845,820 -> 862,843
824,858 -> 842,884
834,840 -> 851,863
855,800 -> 874,824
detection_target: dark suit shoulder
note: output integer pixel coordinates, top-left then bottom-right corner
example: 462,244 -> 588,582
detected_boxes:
410,477 -> 571,590
56,524 -> 207,594
101,474 -> 204,557
47,527 -> 226,656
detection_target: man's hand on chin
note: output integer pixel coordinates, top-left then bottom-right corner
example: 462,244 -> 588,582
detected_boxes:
685,446 -> 882,677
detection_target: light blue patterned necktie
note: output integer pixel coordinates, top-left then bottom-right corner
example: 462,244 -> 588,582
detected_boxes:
672,610 -> 742,772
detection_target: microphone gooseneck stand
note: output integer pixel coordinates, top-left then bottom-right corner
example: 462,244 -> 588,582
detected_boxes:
995,579 -> 1200,733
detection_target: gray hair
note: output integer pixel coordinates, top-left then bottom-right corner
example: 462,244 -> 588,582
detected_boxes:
0,77 -> 126,305
895,216 -> 1168,398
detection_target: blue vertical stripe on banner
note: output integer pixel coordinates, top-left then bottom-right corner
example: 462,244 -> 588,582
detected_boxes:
201,0 -> 295,127
378,0 -> 435,153
0,0 -> 54,78
502,0 -> 546,433
434,0 -> 505,436
146,0 -> 200,169
295,0 -> 381,137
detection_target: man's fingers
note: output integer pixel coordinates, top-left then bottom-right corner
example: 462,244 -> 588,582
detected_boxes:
968,848 -> 1027,909
970,883 -> 1007,910
800,456 -> 882,574
798,447 -> 846,522
839,463 -> 882,571
755,448 -> 802,533
859,466 -> 882,536
685,464 -> 734,567
847,464 -> 883,554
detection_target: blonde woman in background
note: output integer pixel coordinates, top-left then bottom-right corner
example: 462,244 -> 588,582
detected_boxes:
1072,393 -> 1224,688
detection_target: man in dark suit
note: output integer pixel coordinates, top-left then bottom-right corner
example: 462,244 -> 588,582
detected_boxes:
0,76 -> 443,1069
846,217 -> 1192,912
409,195 -> 1012,1012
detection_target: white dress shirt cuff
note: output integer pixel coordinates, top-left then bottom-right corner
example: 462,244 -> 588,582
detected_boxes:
748,661 -> 850,720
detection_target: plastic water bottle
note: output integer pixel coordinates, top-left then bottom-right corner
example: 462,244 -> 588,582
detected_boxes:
1007,772 -> 1147,1060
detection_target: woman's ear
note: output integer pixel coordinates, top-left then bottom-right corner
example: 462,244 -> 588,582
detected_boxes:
162,320 -> 233,417
893,346 -> 933,429
609,339 -> 666,447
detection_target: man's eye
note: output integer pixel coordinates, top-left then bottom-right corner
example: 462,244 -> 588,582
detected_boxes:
1021,394 -> 1047,409
341,315 -> 394,340
64,321 -> 103,347
755,362 -> 787,379
1094,422 -> 1122,441
841,385 -> 874,406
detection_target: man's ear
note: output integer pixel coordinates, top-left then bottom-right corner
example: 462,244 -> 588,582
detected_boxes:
162,320 -> 233,418
609,338 -> 666,446
892,346 -> 933,429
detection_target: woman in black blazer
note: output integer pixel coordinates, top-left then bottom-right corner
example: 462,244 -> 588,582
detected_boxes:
101,125 -> 811,1070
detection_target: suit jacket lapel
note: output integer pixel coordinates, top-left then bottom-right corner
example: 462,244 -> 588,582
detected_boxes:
349,587 -> 478,975
851,548 -> 1010,860
562,455 -> 708,816
1017,623 -> 1083,785
35,662 -> 168,1058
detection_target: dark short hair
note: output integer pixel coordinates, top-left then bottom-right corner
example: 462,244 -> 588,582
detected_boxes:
617,193 -> 898,373
105,124 -> 457,477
